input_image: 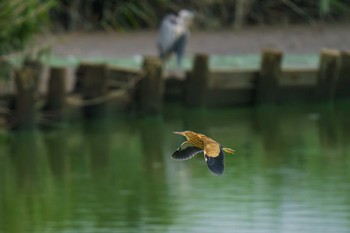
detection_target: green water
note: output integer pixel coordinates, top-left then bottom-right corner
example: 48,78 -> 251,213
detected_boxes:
45,54 -> 319,69
1,103 -> 350,233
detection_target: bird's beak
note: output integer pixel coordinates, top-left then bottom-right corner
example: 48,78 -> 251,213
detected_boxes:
173,131 -> 185,136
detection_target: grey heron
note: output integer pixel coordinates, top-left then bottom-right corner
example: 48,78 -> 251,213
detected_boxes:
157,9 -> 194,68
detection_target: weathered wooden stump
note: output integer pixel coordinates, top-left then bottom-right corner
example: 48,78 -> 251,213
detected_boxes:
13,62 -> 42,129
45,67 -> 67,119
0,60 -> 13,90
335,50 -> 350,99
80,63 -> 109,118
185,53 -> 209,107
138,56 -> 163,115
317,49 -> 340,101
108,66 -> 142,90
255,49 -> 283,104
74,63 -> 90,93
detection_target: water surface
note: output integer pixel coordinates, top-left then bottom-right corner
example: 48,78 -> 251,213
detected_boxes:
1,103 -> 350,233
46,54 -> 319,69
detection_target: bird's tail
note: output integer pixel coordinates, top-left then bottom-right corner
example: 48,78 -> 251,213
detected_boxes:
223,147 -> 235,154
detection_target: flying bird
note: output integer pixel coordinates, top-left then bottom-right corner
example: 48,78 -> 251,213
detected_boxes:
157,9 -> 194,67
172,131 -> 235,176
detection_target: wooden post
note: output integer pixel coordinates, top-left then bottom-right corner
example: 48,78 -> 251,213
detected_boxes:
317,49 -> 340,101
255,49 -> 283,104
138,56 -> 163,115
74,63 -> 90,93
0,60 -> 13,87
185,53 -> 209,107
14,62 -> 42,129
334,50 -> 350,99
80,63 -> 109,117
45,67 -> 67,119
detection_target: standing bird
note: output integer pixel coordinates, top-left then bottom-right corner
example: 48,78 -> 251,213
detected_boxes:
157,9 -> 194,67
172,131 -> 235,176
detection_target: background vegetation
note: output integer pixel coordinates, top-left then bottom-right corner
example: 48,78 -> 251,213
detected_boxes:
0,0 -> 350,56
0,0 -> 55,56
52,0 -> 350,31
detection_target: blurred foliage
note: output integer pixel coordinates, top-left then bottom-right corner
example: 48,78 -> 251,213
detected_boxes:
249,0 -> 350,24
52,0 -> 162,31
51,0 -> 350,31
319,0 -> 350,17
0,0 -> 349,57
0,0 -> 56,56
0,0 -> 349,51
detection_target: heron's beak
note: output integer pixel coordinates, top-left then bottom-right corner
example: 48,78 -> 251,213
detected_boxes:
173,131 -> 186,136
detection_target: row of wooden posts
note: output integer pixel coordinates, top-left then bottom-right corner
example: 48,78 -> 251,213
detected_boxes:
4,48 -> 350,129
160,48 -> 350,107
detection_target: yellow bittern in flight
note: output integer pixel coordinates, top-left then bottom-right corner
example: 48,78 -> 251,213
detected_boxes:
172,131 -> 235,176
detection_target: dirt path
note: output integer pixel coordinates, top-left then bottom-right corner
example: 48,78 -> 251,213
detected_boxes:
50,22 -> 350,58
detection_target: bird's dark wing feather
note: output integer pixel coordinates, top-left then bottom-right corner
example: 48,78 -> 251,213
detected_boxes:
205,147 -> 224,176
172,146 -> 203,160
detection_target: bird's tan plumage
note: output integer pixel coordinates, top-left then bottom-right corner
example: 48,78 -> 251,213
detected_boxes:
172,131 -> 235,176
174,131 -> 233,157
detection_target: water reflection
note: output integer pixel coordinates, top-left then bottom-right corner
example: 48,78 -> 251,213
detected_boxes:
0,102 -> 350,233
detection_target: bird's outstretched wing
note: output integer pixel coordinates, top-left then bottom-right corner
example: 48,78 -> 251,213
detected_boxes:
205,147 -> 224,176
202,137 -> 224,175
172,142 -> 203,160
